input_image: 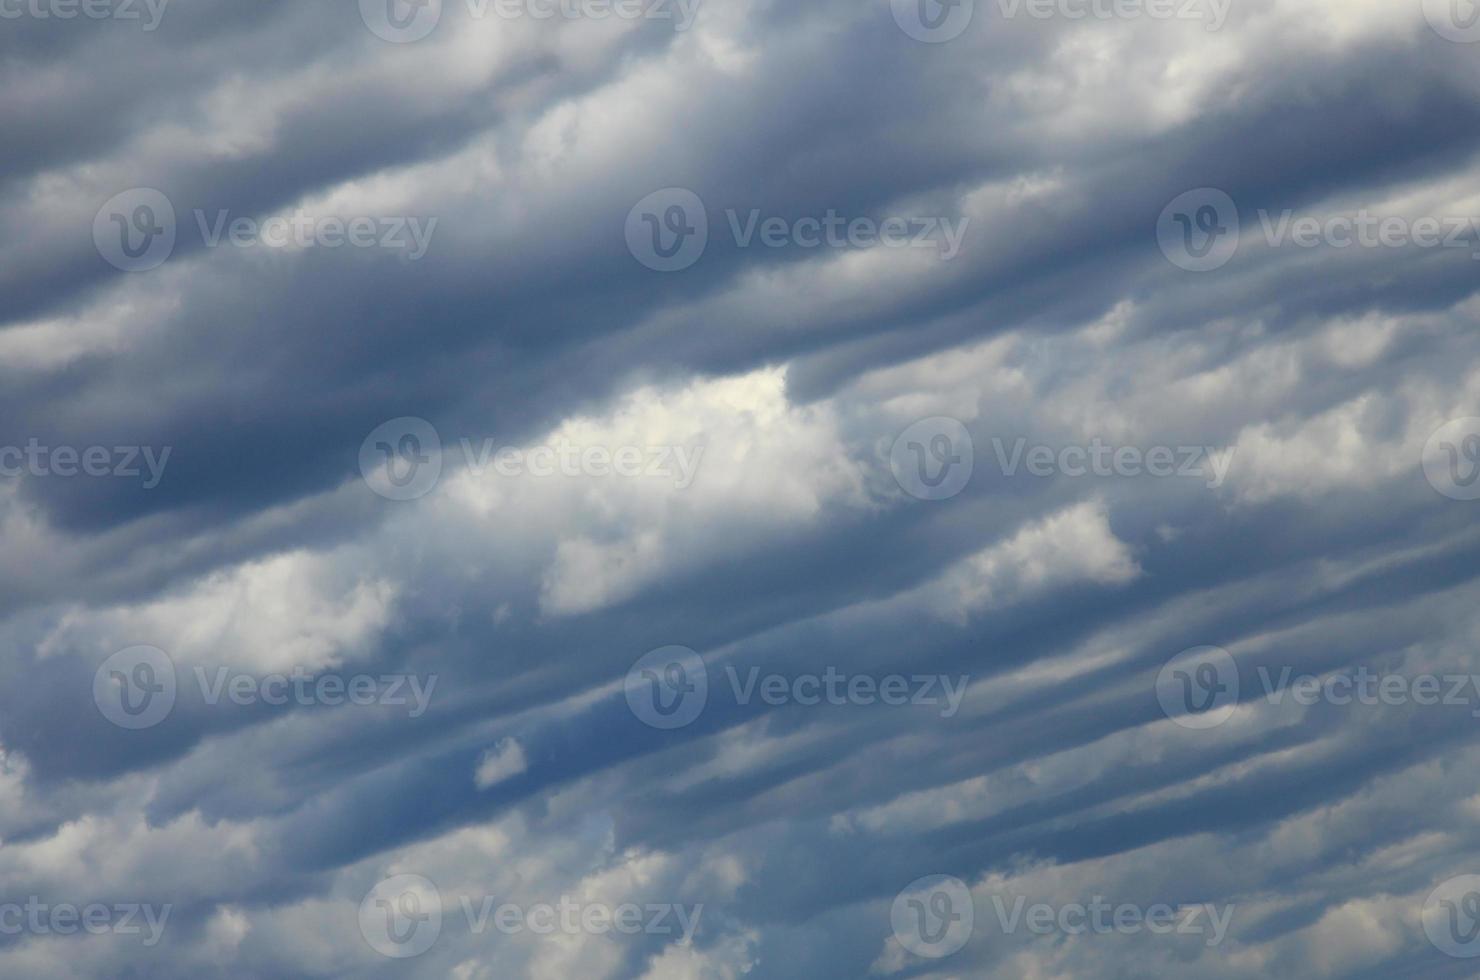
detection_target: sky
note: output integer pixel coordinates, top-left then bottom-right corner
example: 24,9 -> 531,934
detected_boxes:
4,0 -> 1480,976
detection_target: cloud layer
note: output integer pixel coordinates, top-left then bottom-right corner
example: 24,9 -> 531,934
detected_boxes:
3,0 -> 1480,976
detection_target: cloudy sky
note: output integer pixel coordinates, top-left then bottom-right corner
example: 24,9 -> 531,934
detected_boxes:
4,0 -> 1480,976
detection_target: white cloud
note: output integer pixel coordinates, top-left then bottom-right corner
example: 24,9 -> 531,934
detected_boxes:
475,737 -> 530,789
